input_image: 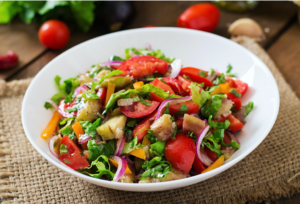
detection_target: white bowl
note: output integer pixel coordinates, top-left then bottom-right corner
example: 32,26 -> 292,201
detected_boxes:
22,28 -> 279,192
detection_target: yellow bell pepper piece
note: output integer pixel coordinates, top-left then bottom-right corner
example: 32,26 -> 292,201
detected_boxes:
41,110 -> 60,140
142,136 -> 151,146
133,81 -> 144,89
201,155 -> 224,173
129,148 -> 146,160
211,83 -> 230,95
105,82 -> 115,107
109,158 -> 132,174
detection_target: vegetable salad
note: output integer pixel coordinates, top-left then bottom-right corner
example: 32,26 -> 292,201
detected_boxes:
42,46 -> 254,183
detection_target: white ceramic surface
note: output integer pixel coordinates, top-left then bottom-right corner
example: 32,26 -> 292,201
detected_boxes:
22,28 -> 279,192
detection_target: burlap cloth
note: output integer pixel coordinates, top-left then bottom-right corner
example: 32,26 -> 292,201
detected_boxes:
1,36 -> 300,204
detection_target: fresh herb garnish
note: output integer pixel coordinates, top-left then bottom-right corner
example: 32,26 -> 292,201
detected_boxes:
199,70 -> 206,77
213,73 -> 226,85
64,159 -> 72,164
140,156 -> 171,180
140,97 -> 152,106
201,95 -> 223,117
174,104 -> 189,116
207,115 -> 231,129
44,102 -> 54,110
60,144 -> 68,154
244,101 -> 254,117
229,89 -> 241,98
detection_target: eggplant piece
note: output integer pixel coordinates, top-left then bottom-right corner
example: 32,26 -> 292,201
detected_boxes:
214,99 -> 233,119
76,99 -> 102,122
183,114 -> 206,137
119,173 -> 135,183
138,169 -> 188,183
95,1 -> 135,32
95,70 -> 111,79
85,76 -> 132,91
150,114 -> 175,142
96,115 -> 127,140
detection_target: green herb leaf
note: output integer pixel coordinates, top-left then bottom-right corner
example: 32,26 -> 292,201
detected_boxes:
146,129 -> 158,144
60,144 -> 68,154
91,69 -> 123,91
201,95 -> 223,117
110,55 -> 124,61
64,159 -> 72,164
163,103 -> 170,114
139,97 -> 152,106
64,93 -> 74,103
190,83 -> 210,108
200,70 -> 206,77
64,107 -> 78,113
226,64 -> 233,73
208,115 -> 231,129
80,118 -> 101,137
213,73 -> 226,85
244,101 -> 254,117
150,141 -> 166,157
87,139 -> 115,161
209,68 -> 216,77
231,140 -> 240,149
229,89 -> 241,98
44,102 -> 55,110
140,156 -> 171,179
83,91 -> 100,99
79,152 -> 84,156
174,104 -> 189,116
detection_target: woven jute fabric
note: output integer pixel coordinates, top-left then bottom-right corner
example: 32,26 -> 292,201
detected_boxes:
1,37 -> 300,204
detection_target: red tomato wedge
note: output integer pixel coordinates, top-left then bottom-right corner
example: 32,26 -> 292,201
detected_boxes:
215,114 -> 244,133
150,78 -> 175,103
226,77 -> 248,96
226,92 -> 241,110
169,100 -> 199,115
120,100 -> 160,118
177,75 -> 192,94
118,56 -> 168,79
162,77 -> 185,95
58,135 -> 90,169
133,110 -> 158,143
193,152 -> 206,174
165,133 -> 196,174
179,67 -> 213,88
58,98 -> 77,118
97,87 -> 107,105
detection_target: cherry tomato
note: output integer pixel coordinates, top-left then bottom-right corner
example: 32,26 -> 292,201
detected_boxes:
58,135 -> 90,169
226,92 -> 241,110
38,20 -> 70,50
177,3 -> 220,32
58,98 -> 77,118
133,110 -> 158,143
118,56 -> 168,79
177,75 -> 192,94
226,77 -> 248,96
227,114 -> 243,132
169,100 -> 199,115
120,100 -> 160,118
165,133 -> 196,174
150,78 -> 175,102
179,67 -> 213,88
162,77 -> 185,95
97,87 -> 107,105
193,153 -> 206,174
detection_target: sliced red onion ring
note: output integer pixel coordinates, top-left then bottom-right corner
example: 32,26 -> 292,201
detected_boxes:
196,125 -> 214,166
115,136 -> 126,156
101,61 -> 122,67
47,99 -> 58,111
170,59 -> 182,78
146,43 -> 152,51
111,155 -> 127,182
49,135 -> 59,158
207,72 -> 217,82
155,96 -> 191,121
74,85 -> 87,95
190,113 -> 200,118
225,130 -> 240,145
232,106 -> 246,124
78,134 -> 92,144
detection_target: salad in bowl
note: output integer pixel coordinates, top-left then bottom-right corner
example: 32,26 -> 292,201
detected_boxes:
41,46 -> 253,183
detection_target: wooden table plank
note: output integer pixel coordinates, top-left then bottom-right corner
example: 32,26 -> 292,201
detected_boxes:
268,22 -> 300,98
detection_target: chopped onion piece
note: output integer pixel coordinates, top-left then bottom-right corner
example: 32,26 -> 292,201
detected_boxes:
115,136 -> 126,156
196,125 -> 214,166
226,130 -> 240,145
118,98 -> 133,106
49,135 -> 59,158
74,85 -> 87,96
111,156 -> 127,182
146,43 -> 152,51
190,113 -> 200,118
78,134 -> 92,144
101,61 -> 122,67
155,96 -> 191,121
47,99 -> 58,111
170,59 -> 182,78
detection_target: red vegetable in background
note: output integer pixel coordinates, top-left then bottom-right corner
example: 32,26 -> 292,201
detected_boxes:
38,20 -> 70,50
177,3 -> 220,32
133,110 -> 158,143
120,100 -> 160,118
179,67 -> 213,88
0,51 -> 18,69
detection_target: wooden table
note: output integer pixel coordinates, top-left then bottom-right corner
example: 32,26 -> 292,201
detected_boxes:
1,2 -> 300,204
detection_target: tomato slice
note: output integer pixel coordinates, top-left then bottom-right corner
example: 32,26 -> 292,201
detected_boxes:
175,117 -> 184,129
58,98 -> 77,118
177,75 -> 192,94
179,67 -> 212,88
226,77 -> 248,96
162,77 -> 185,95
133,110 -> 158,143
226,92 -> 241,110
97,87 -> 107,105
120,100 -> 160,118
165,133 -> 196,174
118,56 -> 168,79
193,153 -> 206,174
150,78 -> 175,103
58,135 -> 90,169
169,100 -> 199,115
227,114 -> 243,132
205,145 -> 218,162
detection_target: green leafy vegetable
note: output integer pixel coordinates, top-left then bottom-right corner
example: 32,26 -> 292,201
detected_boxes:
59,117 -> 75,137
244,101 -> 254,117
174,103 -> 189,116
229,89 -> 241,98
80,118 -> 101,137
60,144 -> 68,154
213,73 -> 226,85
83,91 -> 100,99
91,69 -> 123,91
231,140 -> 240,149
44,102 -> 54,110
209,68 -> 216,77
208,115 -> 231,129
110,55 -> 124,61
121,136 -> 144,154
163,103 -> 170,114
140,156 -> 171,179
226,64 -> 233,73
199,70 -> 206,77
125,48 -> 174,63
190,83 -> 210,108
202,129 -> 224,157
87,139 -> 115,161
89,66 -> 113,79
150,141 -> 166,157
64,159 -> 72,164
139,97 -> 152,106
146,129 -> 159,144
64,93 -> 74,103
64,107 -> 78,113
201,95 -> 223,117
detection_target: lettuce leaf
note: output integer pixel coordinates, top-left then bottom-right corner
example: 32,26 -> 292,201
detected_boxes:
201,95 -> 223,117
190,83 -> 210,108
140,156 -> 171,179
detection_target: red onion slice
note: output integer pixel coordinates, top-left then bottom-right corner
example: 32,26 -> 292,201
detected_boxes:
78,134 -> 92,144
111,155 -> 127,182
196,125 -> 213,166
170,59 -> 182,78
225,130 -> 240,145
155,96 -> 191,121
146,43 -> 152,51
101,61 -> 123,67
115,136 -> 126,156
49,135 -> 59,158
189,113 -> 200,118
47,99 -> 58,110
74,85 -> 87,96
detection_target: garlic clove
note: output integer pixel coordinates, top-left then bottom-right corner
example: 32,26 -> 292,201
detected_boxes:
228,18 -> 265,38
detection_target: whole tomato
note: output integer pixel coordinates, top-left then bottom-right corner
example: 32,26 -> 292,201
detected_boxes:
177,3 -> 220,32
38,20 -> 70,50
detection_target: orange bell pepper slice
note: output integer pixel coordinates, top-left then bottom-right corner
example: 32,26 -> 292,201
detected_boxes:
109,158 -> 132,174
41,110 -> 60,140
72,121 -> 88,150
105,82 -> 115,107
201,155 -> 224,173
129,148 -> 146,160
211,83 -> 230,95
133,81 -> 144,89
142,136 -> 151,145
